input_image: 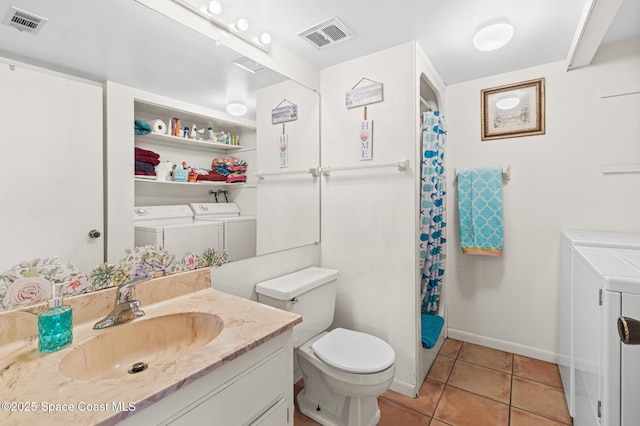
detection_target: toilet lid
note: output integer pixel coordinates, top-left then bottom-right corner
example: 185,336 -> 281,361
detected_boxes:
311,328 -> 395,374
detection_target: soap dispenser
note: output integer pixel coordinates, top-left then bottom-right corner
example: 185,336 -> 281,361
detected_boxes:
38,282 -> 73,353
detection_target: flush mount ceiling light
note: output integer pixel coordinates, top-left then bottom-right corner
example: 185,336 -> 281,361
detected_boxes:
496,96 -> 520,110
473,20 -> 514,52
226,102 -> 247,116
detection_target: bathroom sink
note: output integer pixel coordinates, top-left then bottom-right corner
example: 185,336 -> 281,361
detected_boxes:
59,312 -> 224,381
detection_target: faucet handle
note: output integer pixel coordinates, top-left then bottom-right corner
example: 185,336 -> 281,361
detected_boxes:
116,277 -> 151,303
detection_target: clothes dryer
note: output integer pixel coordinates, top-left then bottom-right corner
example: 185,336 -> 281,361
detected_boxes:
559,230 -> 640,418
573,246 -> 640,426
134,205 -> 223,257
190,203 -> 256,261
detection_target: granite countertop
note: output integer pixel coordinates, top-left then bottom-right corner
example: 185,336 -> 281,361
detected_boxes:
0,269 -> 301,425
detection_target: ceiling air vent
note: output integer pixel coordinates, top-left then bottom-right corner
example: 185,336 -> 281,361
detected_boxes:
298,17 -> 355,49
3,6 -> 48,35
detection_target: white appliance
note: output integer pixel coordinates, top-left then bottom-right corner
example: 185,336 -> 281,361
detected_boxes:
190,203 -> 256,261
571,246 -> 640,426
559,230 -> 640,418
134,205 -> 223,256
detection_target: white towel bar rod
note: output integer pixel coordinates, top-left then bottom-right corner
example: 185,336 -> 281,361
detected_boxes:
319,159 -> 408,176
255,168 -> 319,178
453,165 -> 511,181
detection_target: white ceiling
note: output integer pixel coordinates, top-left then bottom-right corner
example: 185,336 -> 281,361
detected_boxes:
218,0 -> 640,84
0,0 -> 637,115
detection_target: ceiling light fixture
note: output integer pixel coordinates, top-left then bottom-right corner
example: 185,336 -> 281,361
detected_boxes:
473,19 -> 514,52
236,18 -> 249,32
207,1 -> 222,15
259,32 -> 272,45
173,0 -> 271,53
496,97 -> 520,110
226,102 -> 248,116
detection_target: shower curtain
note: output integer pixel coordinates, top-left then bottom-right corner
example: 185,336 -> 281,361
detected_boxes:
420,111 -> 447,315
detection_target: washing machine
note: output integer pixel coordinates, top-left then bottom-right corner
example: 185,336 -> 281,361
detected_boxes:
134,205 -> 223,257
559,230 -> 640,418
190,203 -> 256,261
572,246 -> 640,426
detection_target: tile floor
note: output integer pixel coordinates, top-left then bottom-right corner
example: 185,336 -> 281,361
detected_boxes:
293,338 -> 572,425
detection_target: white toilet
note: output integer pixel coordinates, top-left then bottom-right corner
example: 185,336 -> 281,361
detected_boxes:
256,267 -> 396,426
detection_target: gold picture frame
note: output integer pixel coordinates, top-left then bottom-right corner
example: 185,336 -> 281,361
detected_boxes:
481,78 -> 545,141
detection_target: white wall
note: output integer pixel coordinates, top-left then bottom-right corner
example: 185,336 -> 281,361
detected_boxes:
445,38 -> 640,361
320,42 -> 419,395
256,80 -> 320,255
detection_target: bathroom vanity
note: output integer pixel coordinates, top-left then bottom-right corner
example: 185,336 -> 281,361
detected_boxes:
0,269 -> 301,425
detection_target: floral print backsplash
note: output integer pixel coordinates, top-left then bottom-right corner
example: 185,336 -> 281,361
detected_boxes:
0,245 -> 230,312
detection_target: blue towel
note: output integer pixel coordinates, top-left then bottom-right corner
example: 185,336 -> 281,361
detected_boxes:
135,119 -> 152,135
457,167 -> 504,256
421,314 -> 444,349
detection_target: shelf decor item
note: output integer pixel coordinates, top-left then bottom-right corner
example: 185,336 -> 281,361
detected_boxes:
481,78 -> 545,141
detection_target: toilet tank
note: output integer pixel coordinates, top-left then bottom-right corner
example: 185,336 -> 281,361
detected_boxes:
256,267 -> 339,348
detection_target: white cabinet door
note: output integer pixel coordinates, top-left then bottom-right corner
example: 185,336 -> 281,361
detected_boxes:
621,292 -> 640,426
0,63 -> 103,273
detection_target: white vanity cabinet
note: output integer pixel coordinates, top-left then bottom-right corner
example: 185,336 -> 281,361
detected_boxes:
119,330 -> 294,426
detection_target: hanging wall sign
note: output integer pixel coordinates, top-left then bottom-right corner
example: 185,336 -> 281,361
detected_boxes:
272,99 -> 298,124
279,134 -> 289,168
345,78 -> 383,109
360,119 -> 373,161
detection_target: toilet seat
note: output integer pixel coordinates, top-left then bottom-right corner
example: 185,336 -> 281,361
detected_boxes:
311,328 -> 395,374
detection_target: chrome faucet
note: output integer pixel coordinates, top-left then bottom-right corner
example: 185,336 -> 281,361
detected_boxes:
93,277 -> 150,329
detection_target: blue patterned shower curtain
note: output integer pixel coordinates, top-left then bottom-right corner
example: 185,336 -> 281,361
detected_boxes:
420,111 -> 447,315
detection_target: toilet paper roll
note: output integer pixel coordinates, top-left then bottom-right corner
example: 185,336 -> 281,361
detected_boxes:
148,119 -> 167,134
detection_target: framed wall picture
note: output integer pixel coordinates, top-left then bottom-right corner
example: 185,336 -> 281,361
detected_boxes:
481,78 -> 545,141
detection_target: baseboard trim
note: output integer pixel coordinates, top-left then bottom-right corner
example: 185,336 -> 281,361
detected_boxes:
447,329 -> 560,364
389,378 -> 416,398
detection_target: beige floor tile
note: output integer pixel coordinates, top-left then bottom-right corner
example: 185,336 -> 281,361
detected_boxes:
511,377 -> 572,425
447,360 -> 511,404
439,338 -> 463,358
457,342 -> 513,374
430,420 -> 450,426
427,355 -> 455,383
514,355 -> 563,389
433,386 -> 509,426
382,379 -> 445,416
378,398 -> 430,425
510,407 -> 571,425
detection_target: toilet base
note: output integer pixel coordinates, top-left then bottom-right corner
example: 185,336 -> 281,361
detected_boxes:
295,332 -> 394,426
297,388 -> 381,426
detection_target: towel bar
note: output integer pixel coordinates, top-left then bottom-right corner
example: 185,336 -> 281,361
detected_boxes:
255,168 -> 319,178
453,165 -> 510,181
319,159 -> 408,176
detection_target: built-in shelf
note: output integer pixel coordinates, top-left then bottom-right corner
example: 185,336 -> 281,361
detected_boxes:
136,132 -> 244,150
134,177 -> 244,187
